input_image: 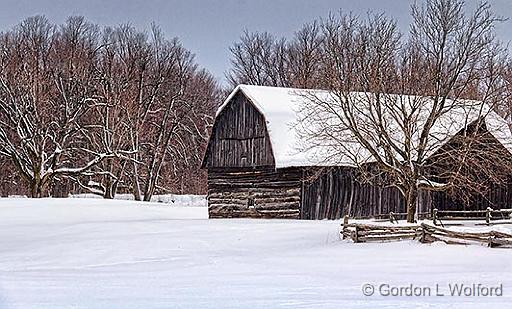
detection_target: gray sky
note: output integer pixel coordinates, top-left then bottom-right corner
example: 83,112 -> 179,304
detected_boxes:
1,0 -> 511,84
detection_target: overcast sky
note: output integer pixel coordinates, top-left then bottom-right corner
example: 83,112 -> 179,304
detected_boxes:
1,0 -> 511,84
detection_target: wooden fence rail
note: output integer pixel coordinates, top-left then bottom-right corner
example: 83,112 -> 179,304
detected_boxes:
373,212 -> 430,223
341,219 -> 512,248
344,208 -> 512,225
419,223 -> 512,248
341,217 -> 421,243
433,208 -> 512,226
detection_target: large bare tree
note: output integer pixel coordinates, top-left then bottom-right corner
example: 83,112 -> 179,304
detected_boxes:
297,0 -> 512,222
0,16 -> 120,197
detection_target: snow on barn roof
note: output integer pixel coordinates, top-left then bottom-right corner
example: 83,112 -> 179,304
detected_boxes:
217,84 -> 512,168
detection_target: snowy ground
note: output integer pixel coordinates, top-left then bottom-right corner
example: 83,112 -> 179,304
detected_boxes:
0,198 -> 511,308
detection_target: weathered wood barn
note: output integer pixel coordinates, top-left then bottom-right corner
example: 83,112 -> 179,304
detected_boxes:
201,85 -> 512,219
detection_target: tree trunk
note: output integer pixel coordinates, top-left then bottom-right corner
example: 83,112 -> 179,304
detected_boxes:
110,179 -> 120,200
143,176 -> 155,202
106,160 -> 126,200
405,185 -> 418,223
30,178 -> 44,198
103,181 -> 114,199
132,162 -> 142,201
0,188 -> 7,197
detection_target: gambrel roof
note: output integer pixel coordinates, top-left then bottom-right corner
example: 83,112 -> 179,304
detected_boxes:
216,85 -> 512,168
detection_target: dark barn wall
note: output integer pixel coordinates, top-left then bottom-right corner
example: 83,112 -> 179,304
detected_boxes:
206,162 -> 510,220
431,179 -> 512,211
427,122 -> 512,212
207,168 -> 302,218
301,166 -> 511,220
203,92 -> 274,169
301,167 -> 409,220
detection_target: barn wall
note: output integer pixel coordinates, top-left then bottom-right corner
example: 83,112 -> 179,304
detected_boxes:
426,122 -> 512,211
207,168 -> 302,218
208,166 -> 510,220
301,167 -> 511,220
203,92 -> 275,169
430,179 -> 512,211
301,167 -> 408,220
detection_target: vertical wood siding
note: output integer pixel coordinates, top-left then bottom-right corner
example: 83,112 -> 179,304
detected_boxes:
430,178 -> 512,211
203,92 -> 275,168
300,167 -> 511,220
301,167 -> 406,220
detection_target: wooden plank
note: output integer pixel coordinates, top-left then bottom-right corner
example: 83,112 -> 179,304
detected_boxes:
358,234 -> 418,242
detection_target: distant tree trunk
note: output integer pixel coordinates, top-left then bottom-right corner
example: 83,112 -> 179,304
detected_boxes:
30,178 -> 45,198
132,182 -> 142,201
132,161 -> 142,201
143,185 -> 154,202
104,159 -> 126,200
143,168 -> 158,202
103,180 -> 114,199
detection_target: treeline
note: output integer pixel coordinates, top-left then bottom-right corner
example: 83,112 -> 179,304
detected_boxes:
0,16 -> 221,199
1,1 -> 511,201
226,7 -> 512,125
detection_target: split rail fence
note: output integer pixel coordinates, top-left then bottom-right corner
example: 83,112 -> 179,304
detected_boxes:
368,208 -> 512,226
341,218 -> 512,248
432,208 -> 512,226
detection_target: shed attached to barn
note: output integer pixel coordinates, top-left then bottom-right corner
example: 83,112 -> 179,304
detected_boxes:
201,85 -> 512,219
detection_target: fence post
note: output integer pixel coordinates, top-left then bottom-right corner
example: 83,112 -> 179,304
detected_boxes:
420,225 -> 426,243
353,225 -> 359,243
389,212 -> 394,224
486,207 -> 492,226
488,235 -> 495,248
433,209 -> 438,226
342,215 -> 349,239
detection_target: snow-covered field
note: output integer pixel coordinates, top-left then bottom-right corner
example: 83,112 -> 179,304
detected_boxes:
0,198 -> 511,308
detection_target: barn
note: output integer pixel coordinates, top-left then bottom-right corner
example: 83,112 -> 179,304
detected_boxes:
201,85 -> 512,219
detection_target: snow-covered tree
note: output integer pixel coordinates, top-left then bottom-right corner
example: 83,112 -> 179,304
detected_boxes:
0,16 -> 121,197
297,0 -> 512,222
66,24 -> 219,200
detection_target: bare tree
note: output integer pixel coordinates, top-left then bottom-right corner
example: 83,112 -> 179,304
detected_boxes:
226,23 -> 326,89
499,60 -> 512,131
67,24 -> 151,199
161,69 -> 220,195
297,1 -> 512,222
287,21 -> 325,88
227,31 -> 289,87
0,16 -> 119,197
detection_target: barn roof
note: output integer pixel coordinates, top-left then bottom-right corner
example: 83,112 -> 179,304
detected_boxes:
217,84 -> 512,168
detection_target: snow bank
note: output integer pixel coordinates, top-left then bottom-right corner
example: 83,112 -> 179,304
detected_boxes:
70,193 -> 207,207
7,194 -> 208,208
0,199 -> 511,308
